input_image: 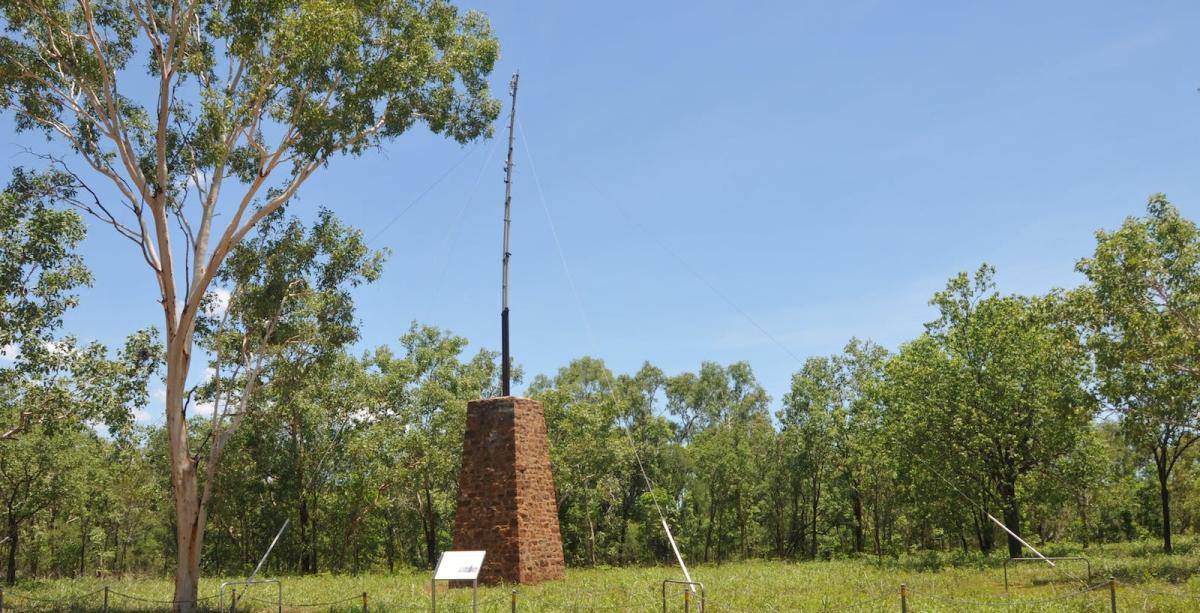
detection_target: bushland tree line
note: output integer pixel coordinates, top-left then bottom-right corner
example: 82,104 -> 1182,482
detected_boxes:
4,164 -> 1200,584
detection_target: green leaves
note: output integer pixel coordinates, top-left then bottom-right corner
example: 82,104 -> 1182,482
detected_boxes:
889,265 -> 1095,554
0,169 -> 158,439
0,168 -> 90,355
1074,196 -> 1200,552
207,207 -> 385,368
365,322 -> 499,567
1076,196 -> 1200,407
1,0 -> 501,173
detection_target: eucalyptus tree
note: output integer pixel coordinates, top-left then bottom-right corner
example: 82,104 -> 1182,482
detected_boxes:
0,0 -> 499,603
610,363 -> 676,563
1075,196 -> 1200,553
530,357 -> 675,566
889,266 -> 1094,557
368,323 -> 499,568
282,354 -> 374,574
780,356 -> 838,558
196,207 -> 383,574
0,170 -> 89,436
0,172 -> 87,341
99,431 -> 168,575
532,357 -> 627,565
667,361 -> 771,562
885,334 -> 989,550
201,352 -> 375,574
533,359 -> 678,565
832,338 -> 892,554
1022,427 -> 1109,546
778,339 -> 892,555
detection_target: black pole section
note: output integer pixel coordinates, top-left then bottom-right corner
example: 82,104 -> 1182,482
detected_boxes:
501,308 -> 511,395
501,72 -> 518,396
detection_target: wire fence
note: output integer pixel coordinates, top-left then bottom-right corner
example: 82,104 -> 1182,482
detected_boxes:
706,589 -> 895,613
905,579 -> 1110,608
1,586 -> 223,612
2,577 -> 1200,612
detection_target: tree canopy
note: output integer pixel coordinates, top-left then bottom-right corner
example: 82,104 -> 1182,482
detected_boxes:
1,0 -> 500,606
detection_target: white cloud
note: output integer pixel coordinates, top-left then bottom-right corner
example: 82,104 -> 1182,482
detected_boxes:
193,399 -> 217,418
0,344 -> 17,362
43,340 -> 69,356
206,287 -> 232,316
133,408 -> 152,423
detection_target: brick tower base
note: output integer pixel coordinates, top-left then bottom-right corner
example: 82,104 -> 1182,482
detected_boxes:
451,396 -> 565,585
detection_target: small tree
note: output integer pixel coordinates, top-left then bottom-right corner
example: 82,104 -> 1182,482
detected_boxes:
889,266 -> 1094,557
667,362 -> 771,562
533,357 -> 635,566
0,1 -> 499,605
369,323 -> 499,568
1075,196 -> 1200,553
0,426 -> 99,584
196,207 -> 384,573
828,339 -> 891,554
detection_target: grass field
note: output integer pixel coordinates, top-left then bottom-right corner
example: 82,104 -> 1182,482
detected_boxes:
6,541 -> 1200,611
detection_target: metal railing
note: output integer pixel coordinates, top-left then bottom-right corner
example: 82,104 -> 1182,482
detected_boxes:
662,579 -> 705,613
219,578 -> 282,613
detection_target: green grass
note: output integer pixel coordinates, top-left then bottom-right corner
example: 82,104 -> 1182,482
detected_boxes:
6,543 -> 1200,612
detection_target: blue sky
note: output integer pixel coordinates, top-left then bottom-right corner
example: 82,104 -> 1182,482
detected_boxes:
3,1 -> 1199,419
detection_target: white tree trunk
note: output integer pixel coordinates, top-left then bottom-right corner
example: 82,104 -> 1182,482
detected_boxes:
165,333 -> 204,613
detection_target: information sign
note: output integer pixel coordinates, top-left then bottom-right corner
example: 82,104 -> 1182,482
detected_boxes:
431,550 -> 486,612
433,550 -> 485,581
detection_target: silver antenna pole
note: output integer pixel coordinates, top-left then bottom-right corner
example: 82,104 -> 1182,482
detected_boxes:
501,72 -> 519,396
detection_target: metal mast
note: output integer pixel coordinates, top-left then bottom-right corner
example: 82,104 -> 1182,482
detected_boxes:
501,73 -> 518,396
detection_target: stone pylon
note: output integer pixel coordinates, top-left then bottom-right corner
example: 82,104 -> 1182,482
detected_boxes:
450,396 -> 565,584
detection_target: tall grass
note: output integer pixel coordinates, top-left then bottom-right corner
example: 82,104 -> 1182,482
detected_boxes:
5,540 -> 1200,611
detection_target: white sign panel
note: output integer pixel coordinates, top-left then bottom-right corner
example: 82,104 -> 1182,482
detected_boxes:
433,551 -> 486,581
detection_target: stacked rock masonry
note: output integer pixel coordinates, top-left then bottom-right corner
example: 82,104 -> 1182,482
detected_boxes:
451,396 -> 566,584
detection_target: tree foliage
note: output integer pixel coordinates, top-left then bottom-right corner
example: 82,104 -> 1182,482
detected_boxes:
1075,196 -> 1200,553
0,169 -> 158,440
889,265 -> 1094,557
0,0 -> 500,604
